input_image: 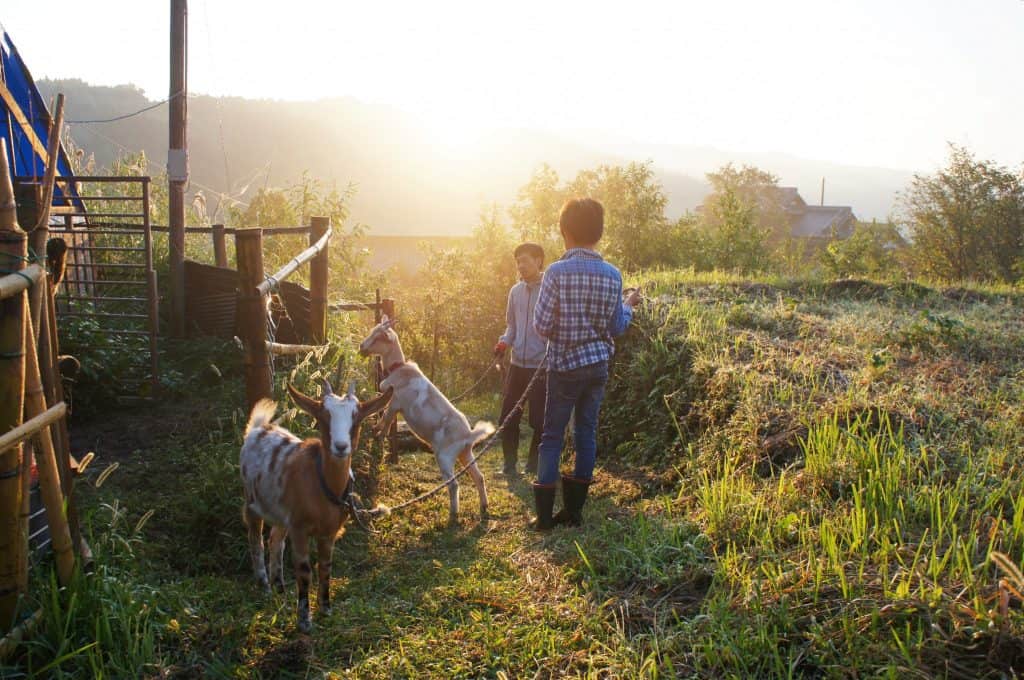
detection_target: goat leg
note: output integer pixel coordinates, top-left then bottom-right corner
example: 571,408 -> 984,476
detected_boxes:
268,525 -> 288,594
243,504 -> 270,592
316,536 -> 334,616
291,530 -> 313,633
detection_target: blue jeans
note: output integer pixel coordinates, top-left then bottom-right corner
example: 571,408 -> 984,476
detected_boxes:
537,361 -> 609,486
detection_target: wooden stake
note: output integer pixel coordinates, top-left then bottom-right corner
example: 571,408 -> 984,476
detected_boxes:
235,229 -> 272,409
212,223 -> 227,268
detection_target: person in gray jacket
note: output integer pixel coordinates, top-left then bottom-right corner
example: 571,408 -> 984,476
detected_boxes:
494,242 -> 548,477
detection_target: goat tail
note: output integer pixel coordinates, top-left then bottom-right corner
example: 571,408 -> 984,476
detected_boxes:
246,398 -> 278,434
469,420 -> 496,445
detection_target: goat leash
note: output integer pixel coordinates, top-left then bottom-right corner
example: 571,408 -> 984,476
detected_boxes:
356,353 -> 548,521
312,449 -> 381,533
449,361 -> 502,404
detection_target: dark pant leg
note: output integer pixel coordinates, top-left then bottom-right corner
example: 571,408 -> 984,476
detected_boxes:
525,368 -> 546,472
499,365 -> 529,471
537,370 -> 579,485
571,362 -> 609,481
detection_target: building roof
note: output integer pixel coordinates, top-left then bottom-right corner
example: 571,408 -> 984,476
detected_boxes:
791,205 -> 855,238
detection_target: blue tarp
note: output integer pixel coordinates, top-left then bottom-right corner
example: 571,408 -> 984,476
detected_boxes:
0,24 -> 82,208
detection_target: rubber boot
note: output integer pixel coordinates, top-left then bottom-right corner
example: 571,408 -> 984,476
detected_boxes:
529,483 -> 556,532
553,476 -> 591,527
501,430 -> 519,477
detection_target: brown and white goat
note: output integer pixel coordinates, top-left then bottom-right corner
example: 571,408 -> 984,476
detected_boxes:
240,380 -> 392,633
359,316 -> 494,525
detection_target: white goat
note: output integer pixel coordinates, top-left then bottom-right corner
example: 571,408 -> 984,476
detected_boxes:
359,316 -> 493,525
240,380 -> 392,633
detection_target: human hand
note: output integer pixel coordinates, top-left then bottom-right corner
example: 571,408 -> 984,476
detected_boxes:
494,341 -> 508,357
623,288 -> 642,308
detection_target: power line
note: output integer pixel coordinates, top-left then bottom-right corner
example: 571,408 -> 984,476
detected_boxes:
66,90 -> 187,125
73,122 -> 255,210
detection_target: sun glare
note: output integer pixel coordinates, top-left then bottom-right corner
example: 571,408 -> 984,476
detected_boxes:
418,111 -> 491,157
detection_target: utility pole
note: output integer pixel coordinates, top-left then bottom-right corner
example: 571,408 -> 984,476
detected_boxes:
820,177 -> 825,206
168,0 -> 188,337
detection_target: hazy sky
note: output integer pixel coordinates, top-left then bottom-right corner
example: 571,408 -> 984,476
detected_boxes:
3,0 -> 1022,172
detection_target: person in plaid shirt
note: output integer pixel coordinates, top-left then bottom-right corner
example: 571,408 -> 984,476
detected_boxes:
529,198 -> 641,531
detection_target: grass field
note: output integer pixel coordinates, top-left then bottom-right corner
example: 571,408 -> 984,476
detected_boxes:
5,272 -> 1024,678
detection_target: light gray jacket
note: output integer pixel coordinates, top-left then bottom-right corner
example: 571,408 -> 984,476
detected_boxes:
500,275 -> 546,368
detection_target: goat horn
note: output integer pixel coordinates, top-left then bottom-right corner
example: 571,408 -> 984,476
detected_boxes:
321,378 -> 333,396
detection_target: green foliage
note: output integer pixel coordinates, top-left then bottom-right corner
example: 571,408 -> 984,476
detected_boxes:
702,163 -> 789,242
698,184 -> 772,273
898,143 -> 1024,282
821,220 -> 904,278
10,502 -> 165,679
509,161 -> 685,270
396,207 -> 515,393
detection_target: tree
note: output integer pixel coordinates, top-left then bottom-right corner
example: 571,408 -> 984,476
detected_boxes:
508,164 -> 565,248
820,221 -> 904,279
703,164 -> 789,242
898,144 -> 1024,282
567,162 -> 671,270
699,185 -> 771,273
510,161 -> 675,271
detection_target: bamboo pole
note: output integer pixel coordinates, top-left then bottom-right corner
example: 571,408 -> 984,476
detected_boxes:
0,143 -> 27,632
266,341 -> 326,356
0,264 -> 43,300
0,607 -> 42,661
0,402 -> 66,453
255,226 -> 332,297
235,229 -> 272,409
308,216 -> 329,344
21,310 -> 74,586
44,280 -> 83,556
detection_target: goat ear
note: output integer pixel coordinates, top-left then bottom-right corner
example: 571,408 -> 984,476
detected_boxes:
287,383 -> 321,416
358,386 -> 393,421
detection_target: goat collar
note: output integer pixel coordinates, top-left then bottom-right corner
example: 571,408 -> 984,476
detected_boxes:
313,449 -> 352,507
383,360 -> 406,377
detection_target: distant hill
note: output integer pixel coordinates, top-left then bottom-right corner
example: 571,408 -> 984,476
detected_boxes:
40,79 -> 908,234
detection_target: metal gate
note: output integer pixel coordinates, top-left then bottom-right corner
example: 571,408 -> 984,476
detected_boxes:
41,176 -> 159,398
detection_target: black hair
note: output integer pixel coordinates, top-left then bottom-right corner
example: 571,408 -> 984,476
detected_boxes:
559,198 -> 604,245
514,242 -> 545,265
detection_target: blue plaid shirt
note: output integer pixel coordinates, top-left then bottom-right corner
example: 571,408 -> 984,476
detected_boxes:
533,248 -> 633,372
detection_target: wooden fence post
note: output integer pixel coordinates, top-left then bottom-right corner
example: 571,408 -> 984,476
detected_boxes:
379,297 -> 398,461
0,145 -> 27,631
308,216 -> 329,344
236,229 -> 272,409
211,223 -> 227,268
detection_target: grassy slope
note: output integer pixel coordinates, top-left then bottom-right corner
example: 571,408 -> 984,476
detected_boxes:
7,273 -> 1024,678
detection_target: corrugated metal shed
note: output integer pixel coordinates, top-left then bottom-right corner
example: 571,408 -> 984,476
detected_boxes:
184,259 -> 311,343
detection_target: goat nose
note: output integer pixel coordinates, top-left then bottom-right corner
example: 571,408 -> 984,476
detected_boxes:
333,443 -> 350,457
